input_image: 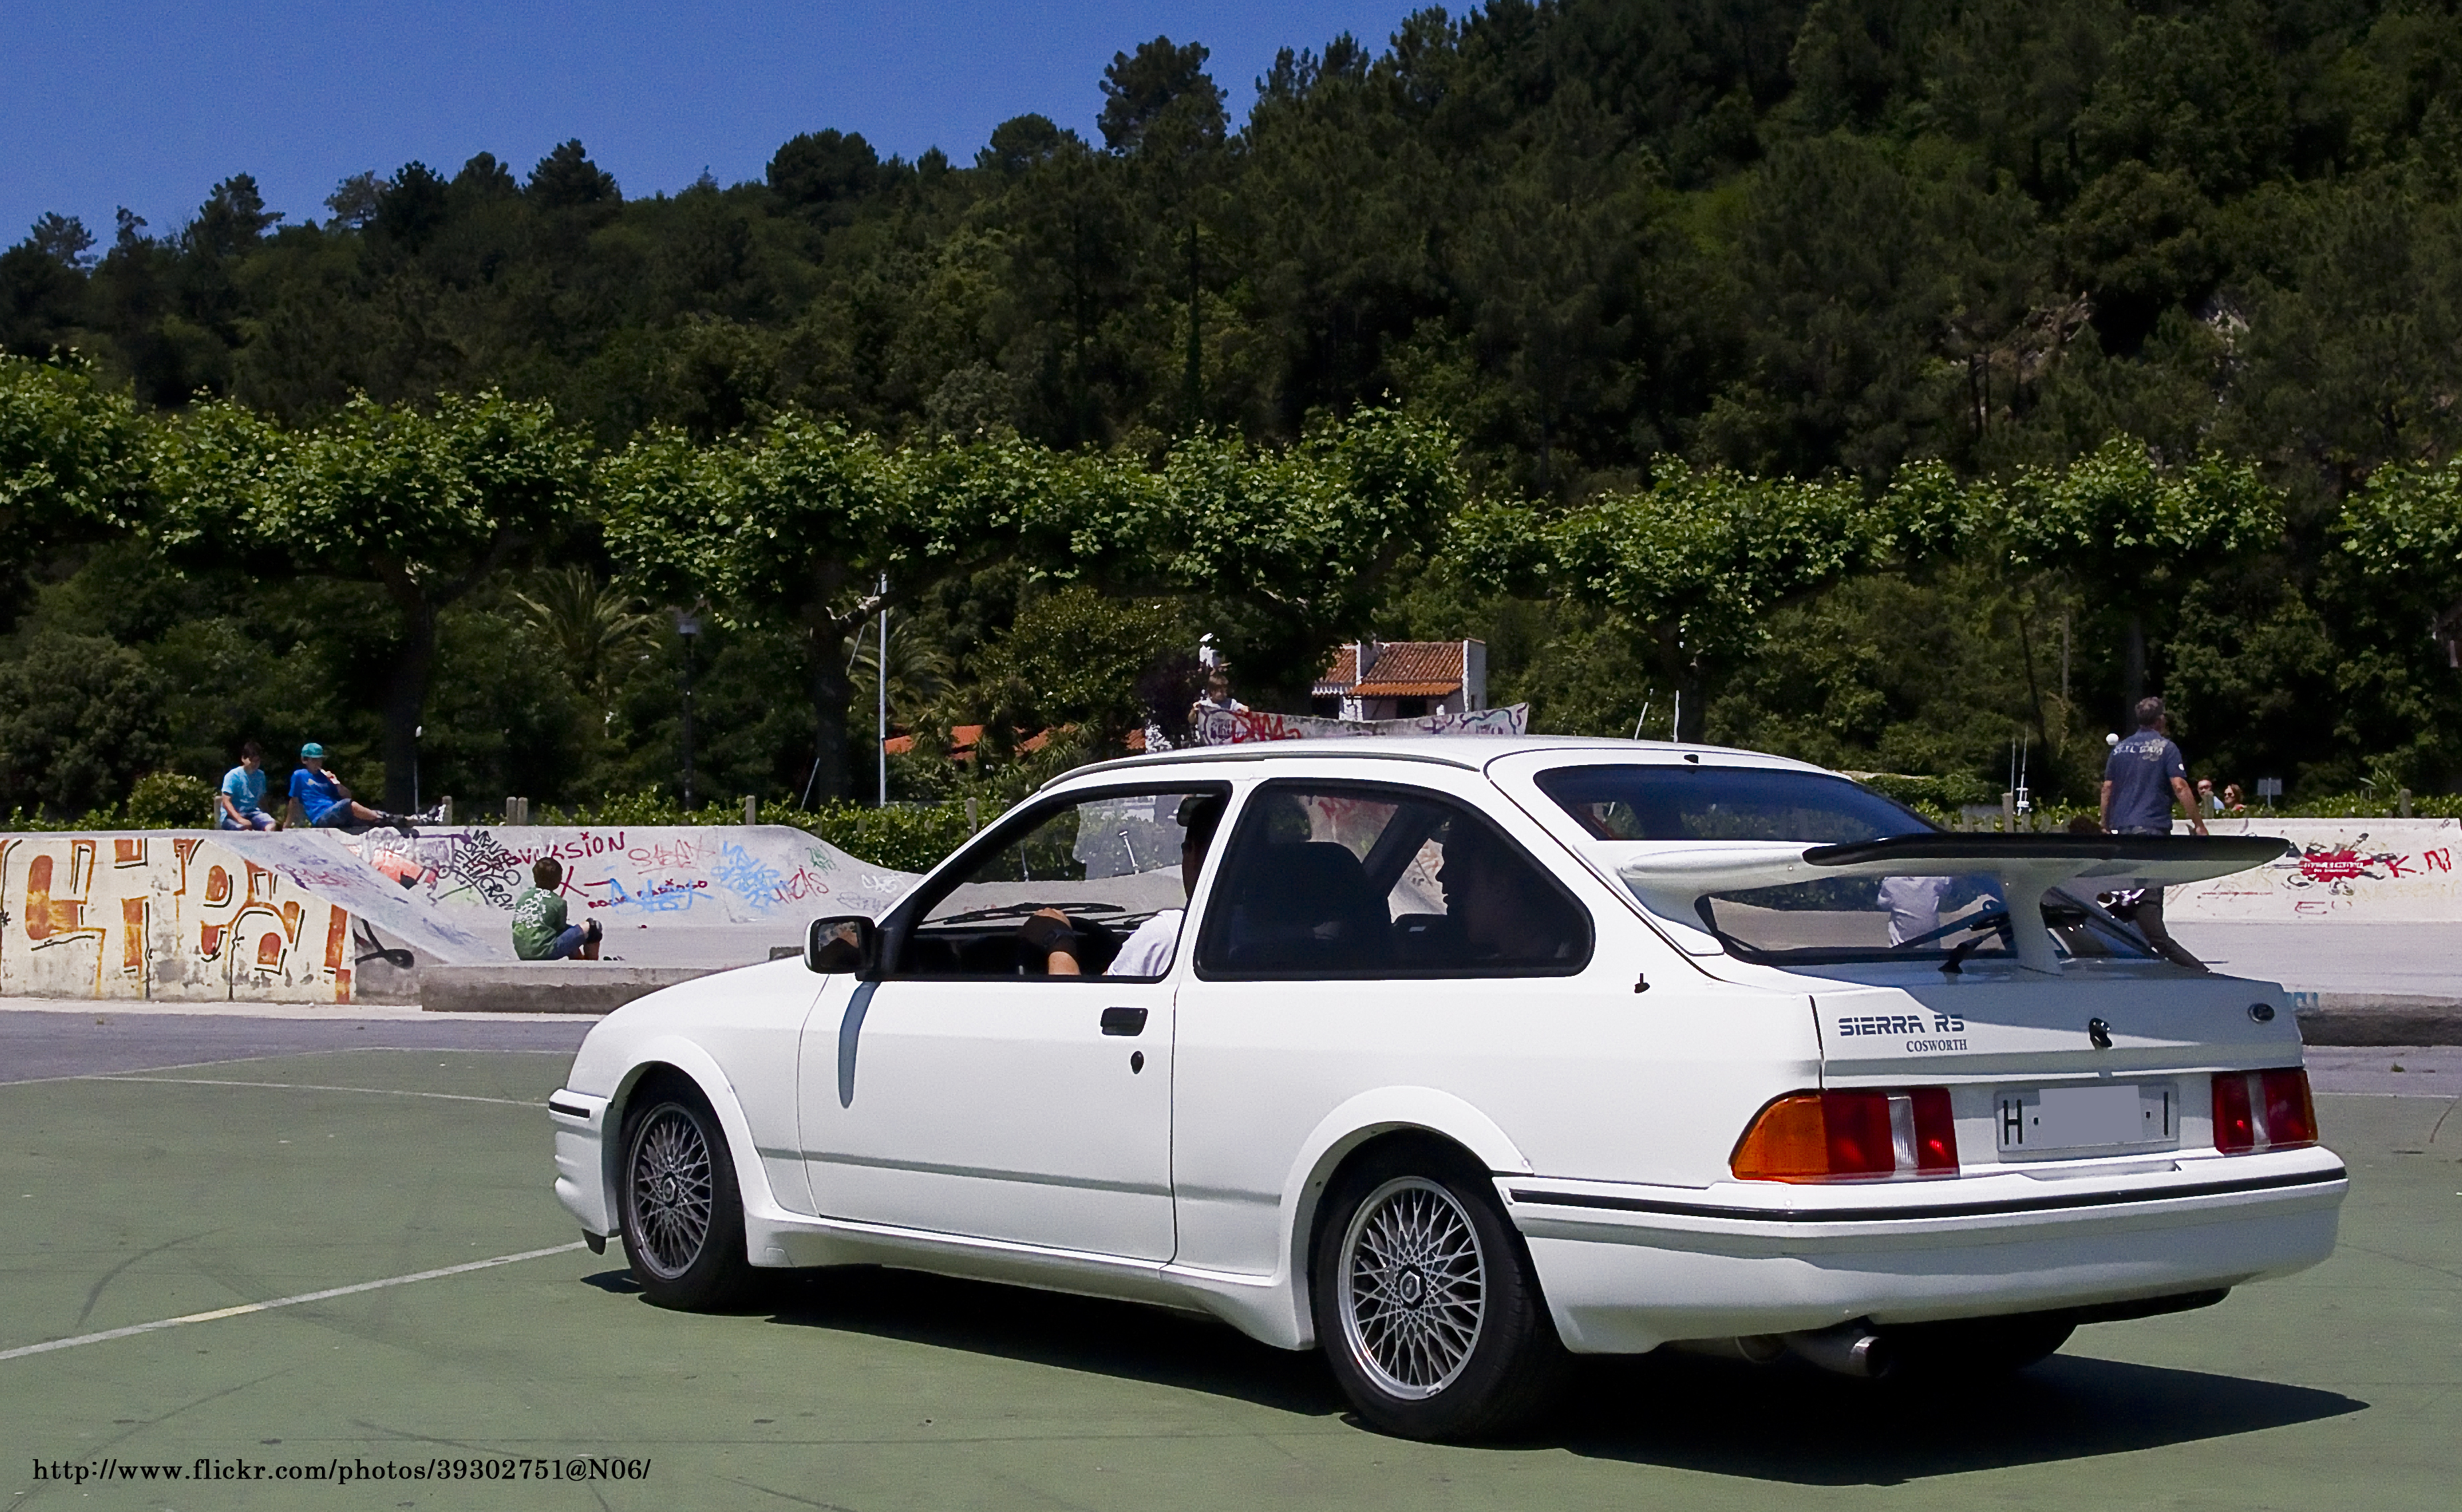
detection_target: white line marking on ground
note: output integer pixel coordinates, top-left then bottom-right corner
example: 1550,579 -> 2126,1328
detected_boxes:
3,1045 -> 571,1089
0,1242 -> 586,1363
88,1074 -> 540,1106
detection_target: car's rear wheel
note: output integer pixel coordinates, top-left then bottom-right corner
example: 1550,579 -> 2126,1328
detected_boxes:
1312,1144 -> 1565,1440
1884,1315 -> 2076,1382
619,1082 -> 754,1311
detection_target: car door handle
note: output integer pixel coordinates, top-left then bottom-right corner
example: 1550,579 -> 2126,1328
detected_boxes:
1099,1006 -> 1148,1037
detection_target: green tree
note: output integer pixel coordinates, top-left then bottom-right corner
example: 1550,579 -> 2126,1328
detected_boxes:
513,566 -> 661,736
2329,455 -> 2462,782
1135,408 -> 1468,701
0,631 -> 171,815
1456,460 -> 1884,738
0,214 -> 98,357
603,418 -> 1070,803
153,390 -> 590,807
966,584 -> 1193,752
0,355 -> 150,625
2000,436 -> 2282,716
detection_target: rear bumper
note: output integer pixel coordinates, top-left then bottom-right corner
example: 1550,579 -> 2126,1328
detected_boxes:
1503,1149 -> 2346,1353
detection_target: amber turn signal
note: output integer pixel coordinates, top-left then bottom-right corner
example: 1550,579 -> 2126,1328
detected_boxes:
1732,1088 -> 1960,1182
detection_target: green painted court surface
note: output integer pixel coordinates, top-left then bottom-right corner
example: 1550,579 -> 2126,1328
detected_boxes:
3,1049 -> 2455,1511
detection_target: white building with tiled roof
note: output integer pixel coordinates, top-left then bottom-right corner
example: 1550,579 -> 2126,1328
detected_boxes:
1311,639 -> 1487,722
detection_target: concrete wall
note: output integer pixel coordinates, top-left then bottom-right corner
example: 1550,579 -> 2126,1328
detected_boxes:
0,831 -> 481,1004
0,823 -> 917,1005
2169,817 -> 2462,922
337,824 -> 912,940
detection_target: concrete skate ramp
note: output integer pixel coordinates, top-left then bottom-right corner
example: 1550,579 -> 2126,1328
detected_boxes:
0,825 -> 920,1005
335,824 -> 916,969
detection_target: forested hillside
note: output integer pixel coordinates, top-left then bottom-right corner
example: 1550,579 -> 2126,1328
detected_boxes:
11,0 -> 2462,817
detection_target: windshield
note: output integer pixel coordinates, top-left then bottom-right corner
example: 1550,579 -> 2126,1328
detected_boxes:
1535,764 -> 1934,843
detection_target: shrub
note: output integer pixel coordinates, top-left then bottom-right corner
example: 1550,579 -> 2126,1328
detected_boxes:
0,632 -> 171,816
799,801 -> 977,873
1852,772 -> 1997,809
538,788 -> 981,872
126,771 -> 216,827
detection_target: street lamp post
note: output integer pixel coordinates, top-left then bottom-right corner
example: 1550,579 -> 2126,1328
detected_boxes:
674,606 -> 701,811
876,572 -> 889,809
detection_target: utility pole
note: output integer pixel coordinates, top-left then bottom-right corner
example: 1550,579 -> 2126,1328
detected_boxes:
876,572 -> 889,809
675,606 -> 700,811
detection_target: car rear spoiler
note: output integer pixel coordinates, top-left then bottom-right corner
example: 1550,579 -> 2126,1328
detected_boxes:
1608,833 -> 2287,973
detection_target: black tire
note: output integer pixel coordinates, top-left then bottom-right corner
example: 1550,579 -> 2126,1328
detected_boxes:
1310,1141 -> 1566,1440
1883,1315 -> 2076,1383
619,1080 -> 755,1311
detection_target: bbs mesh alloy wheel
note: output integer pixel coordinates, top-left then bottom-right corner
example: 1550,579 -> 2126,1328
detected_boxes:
619,1082 -> 753,1310
1311,1143 -> 1565,1439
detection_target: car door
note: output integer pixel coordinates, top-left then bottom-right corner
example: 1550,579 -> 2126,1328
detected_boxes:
795,785 -> 1225,1261
1171,778 -> 1624,1278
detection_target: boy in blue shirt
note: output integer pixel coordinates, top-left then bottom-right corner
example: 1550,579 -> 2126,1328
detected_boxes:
289,742 -> 416,836
218,742 -> 276,830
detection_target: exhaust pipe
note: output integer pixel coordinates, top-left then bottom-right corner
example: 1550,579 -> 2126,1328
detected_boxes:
1781,1321 -> 1894,1379
1666,1334 -> 1787,1365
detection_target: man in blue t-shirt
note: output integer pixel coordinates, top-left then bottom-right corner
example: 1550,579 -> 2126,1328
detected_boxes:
289,743 -> 416,836
218,741 -> 276,830
2097,697 -> 2208,969
2102,699 -> 2208,837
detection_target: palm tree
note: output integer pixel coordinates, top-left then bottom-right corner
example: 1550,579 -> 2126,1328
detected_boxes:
513,568 -> 660,728
845,612 -> 953,734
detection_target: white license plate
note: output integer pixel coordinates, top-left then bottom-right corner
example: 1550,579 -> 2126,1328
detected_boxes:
1995,1083 -> 2177,1155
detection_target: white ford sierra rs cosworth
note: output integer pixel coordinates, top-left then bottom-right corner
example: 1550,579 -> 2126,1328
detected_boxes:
549,738 -> 2344,1439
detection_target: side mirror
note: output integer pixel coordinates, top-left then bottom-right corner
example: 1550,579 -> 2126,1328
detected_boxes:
805,914 -> 879,975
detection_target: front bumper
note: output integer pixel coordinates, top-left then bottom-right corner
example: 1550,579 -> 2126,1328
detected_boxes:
1503,1147 -> 2346,1353
548,1088 -> 614,1236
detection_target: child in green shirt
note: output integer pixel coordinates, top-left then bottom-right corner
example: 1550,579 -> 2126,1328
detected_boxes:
511,857 -> 600,959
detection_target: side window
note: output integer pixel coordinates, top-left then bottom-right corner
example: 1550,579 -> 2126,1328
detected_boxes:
893,787 -> 1224,978
1196,782 -> 1592,979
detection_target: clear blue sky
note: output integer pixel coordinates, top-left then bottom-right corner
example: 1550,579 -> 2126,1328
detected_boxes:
2,1 -> 1425,244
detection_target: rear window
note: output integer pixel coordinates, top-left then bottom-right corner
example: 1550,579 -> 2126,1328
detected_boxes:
1535,764 -> 1934,844
1694,877 -> 2156,965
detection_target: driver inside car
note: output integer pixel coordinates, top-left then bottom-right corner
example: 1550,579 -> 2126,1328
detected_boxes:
1435,821 -> 1580,967
1020,793 -> 1227,976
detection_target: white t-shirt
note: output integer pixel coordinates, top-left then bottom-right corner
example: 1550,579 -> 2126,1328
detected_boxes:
1108,910 -> 1183,978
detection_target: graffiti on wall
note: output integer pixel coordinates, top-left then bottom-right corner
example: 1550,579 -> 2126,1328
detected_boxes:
0,833 -> 356,1002
2169,818 -> 2462,921
1192,703 -> 1530,746
342,824 -> 914,932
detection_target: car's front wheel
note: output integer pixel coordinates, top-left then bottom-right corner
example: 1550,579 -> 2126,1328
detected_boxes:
619,1081 -> 754,1311
1311,1144 -> 1566,1440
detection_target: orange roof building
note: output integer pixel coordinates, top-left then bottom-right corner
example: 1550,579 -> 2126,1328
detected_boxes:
1311,639 -> 1487,722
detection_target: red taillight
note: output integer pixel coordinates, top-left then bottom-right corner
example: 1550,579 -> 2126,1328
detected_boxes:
1822,1090 -> 1896,1176
1733,1088 -> 1961,1182
2261,1068 -> 2317,1147
2212,1070 -> 2256,1152
1910,1087 -> 1959,1172
2212,1068 -> 2318,1153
